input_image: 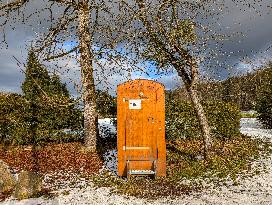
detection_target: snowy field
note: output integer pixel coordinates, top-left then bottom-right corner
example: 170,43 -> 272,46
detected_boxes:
1,118 -> 272,205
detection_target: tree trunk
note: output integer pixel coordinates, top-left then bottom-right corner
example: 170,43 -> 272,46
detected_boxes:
176,62 -> 213,159
78,0 -> 98,151
187,86 -> 213,159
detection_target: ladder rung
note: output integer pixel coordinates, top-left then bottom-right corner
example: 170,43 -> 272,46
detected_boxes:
126,159 -> 155,161
129,170 -> 156,175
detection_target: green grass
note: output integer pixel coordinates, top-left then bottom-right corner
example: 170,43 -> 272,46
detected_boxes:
240,112 -> 257,118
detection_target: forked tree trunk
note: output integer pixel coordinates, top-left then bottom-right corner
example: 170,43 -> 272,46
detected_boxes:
78,0 -> 98,151
187,86 -> 213,159
135,0 -> 213,159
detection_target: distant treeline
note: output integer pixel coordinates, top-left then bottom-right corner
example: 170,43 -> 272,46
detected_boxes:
167,62 -> 272,111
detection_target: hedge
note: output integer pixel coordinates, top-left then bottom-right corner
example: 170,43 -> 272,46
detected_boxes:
0,93 -> 82,146
256,90 -> 272,129
166,100 -> 240,140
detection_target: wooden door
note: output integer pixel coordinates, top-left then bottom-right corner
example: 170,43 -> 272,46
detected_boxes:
124,88 -> 157,171
117,79 -> 166,176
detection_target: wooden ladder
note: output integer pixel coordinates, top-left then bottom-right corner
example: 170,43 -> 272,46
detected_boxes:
126,159 -> 157,180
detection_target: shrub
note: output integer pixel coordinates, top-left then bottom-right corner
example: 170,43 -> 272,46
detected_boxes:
0,143 -> 103,175
0,93 -> 82,146
1,51 -> 83,146
256,90 -> 272,129
0,93 -> 32,145
31,127 -> 84,145
166,100 -> 240,140
96,89 -> 117,118
255,64 -> 272,128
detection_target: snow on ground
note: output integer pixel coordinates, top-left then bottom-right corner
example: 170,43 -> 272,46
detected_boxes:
1,118 -> 272,205
99,118 -> 118,175
240,118 -> 272,139
98,118 -> 116,138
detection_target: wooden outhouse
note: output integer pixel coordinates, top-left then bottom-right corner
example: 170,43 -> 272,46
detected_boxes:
117,79 -> 166,178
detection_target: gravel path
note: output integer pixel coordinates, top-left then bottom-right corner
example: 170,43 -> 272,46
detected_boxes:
2,118 -> 272,205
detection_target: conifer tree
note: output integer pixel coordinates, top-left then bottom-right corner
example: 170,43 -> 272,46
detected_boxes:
22,51 -> 51,101
96,89 -> 117,118
22,50 -> 82,143
49,73 -> 69,98
21,50 -> 51,142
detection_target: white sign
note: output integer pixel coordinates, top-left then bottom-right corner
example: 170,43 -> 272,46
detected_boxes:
129,99 -> 142,109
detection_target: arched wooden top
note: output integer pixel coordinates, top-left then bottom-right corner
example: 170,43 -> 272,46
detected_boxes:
117,79 -> 165,90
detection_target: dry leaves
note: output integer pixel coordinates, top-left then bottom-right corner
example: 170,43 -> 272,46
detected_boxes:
0,143 -> 103,175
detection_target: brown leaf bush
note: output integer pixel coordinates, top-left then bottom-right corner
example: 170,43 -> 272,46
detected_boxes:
0,143 -> 103,175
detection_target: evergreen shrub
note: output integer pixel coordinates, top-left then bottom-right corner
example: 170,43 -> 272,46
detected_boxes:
0,93 -> 32,145
166,100 -> 240,140
0,93 -> 83,145
0,51 -> 83,145
256,90 -> 272,129
255,65 -> 272,129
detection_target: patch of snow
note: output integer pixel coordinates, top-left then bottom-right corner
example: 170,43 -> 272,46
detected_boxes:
103,149 -> 118,176
99,118 -> 118,175
240,118 -> 272,138
98,118 -> 117,138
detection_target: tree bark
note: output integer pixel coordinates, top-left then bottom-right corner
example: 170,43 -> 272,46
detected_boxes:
78,0 -> 98,151
187,86 -> 213,159
176,62 -> 213,159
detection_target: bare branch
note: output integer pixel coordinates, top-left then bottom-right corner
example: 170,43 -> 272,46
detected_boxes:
48,0 -> 77,7
44,46 -> 79,61
0,0 -> 28,11
33,14 -> 77,54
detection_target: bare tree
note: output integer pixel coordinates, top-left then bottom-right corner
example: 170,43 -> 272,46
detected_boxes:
77,0 -> 97,149
117,0 -> 216,158
0,0 -> 124,151
119,0 -> 266,158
